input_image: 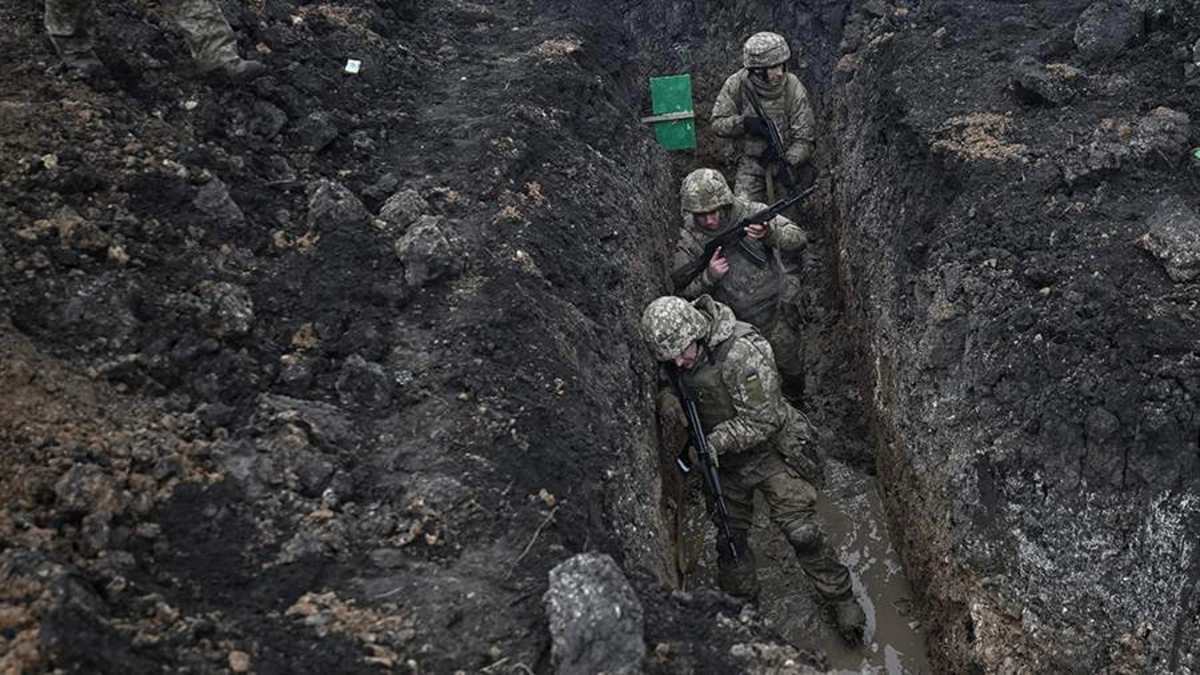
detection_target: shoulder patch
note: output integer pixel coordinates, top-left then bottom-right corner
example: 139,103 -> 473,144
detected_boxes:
744,372 -> 766,407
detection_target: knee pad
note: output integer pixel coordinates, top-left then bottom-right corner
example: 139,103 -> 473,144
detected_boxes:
786,522 -> 823,557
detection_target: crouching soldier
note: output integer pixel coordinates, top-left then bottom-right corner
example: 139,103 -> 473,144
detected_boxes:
641,294 -> 866,645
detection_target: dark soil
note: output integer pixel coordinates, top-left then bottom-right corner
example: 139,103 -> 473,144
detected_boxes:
4,0 -> 1198,673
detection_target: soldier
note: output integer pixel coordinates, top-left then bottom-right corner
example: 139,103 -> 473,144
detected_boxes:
673,168 -> 806,396
711,31 -> 815,202
641,294 -> 866,645
45,0 -> 267,82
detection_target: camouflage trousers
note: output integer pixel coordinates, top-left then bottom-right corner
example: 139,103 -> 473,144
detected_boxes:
733,159 -> 817,203
44,0 -> 240,69
764,310 -> 803,391
711,449 -> 852,605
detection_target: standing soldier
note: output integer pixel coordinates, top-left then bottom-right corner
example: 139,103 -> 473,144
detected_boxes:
45,0 -> 267,82
711,32 -> 815,202
672,168 -> 806,397
641,294 -> 866,645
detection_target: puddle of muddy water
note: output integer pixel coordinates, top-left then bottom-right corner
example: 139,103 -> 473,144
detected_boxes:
676,455 -> 932,673
816,461 -> 932,673
750,459 -> 933,674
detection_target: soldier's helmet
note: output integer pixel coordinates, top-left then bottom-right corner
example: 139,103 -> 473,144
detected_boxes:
680,168 -> 734,214
641,296 -> 709,361
743,31 -> 791,68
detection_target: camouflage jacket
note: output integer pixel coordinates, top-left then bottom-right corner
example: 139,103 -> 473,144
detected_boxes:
673,196 -> 807,330
678,296 -> 798,461
710,70 -> 815,174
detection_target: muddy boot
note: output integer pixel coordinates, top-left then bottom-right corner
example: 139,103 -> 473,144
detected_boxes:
56,49 -> 113,89
61,49 -> 108,79
831,597 -> 866,646
716,533 -> 759,601
202,57 -> 267,82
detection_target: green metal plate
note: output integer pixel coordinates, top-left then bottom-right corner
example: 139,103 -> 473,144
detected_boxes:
649,74 -> 696,151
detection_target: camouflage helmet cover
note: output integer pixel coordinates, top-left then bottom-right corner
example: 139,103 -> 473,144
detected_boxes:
680,168 -> 734,214
742,31 -> 791,68
641,296 -> 708,361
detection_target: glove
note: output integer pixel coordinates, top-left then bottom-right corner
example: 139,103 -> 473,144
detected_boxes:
742,116 -> 769,139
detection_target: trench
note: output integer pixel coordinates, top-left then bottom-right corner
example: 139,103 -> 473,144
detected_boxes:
8,0 -> 1198,672
613,2 -> 937,671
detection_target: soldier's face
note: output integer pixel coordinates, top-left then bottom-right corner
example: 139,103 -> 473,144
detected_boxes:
673,342 -> 701,370
750,63 -> 786,86
692,210 -> 721,231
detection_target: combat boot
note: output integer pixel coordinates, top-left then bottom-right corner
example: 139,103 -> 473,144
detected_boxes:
202,57 -> 267,83
832,597 -> 866,646
715,533 -> 759,601
60,50 -> 111,83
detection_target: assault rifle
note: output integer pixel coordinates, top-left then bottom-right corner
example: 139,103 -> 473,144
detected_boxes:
744,84 -> 798,191
670,182 -> 816,292
667,364 -> 738,561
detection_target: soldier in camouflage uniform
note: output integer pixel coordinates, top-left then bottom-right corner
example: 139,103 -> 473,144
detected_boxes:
673,168 -> 806,395
45,0 -> 266,82
711,32 -> 816,202
641,294 -> 866,645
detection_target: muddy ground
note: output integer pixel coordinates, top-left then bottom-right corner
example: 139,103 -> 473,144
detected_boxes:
2,0 -> 1198,673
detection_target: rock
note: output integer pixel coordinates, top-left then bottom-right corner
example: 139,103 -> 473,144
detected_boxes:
306,179 -> 367,233
294,452 -> 335,497
379,188 -> 429,233
255,394 -> 360,450
248,101 -> 288,141
544,553 -> 645,675
54,465 -> 118,517
363,172 -> 401,203
336,355 -> 393,410
277,354 -> 316,394
1138,195 -> 1200,282
1012,58 -> 1086,106
53,206 -> 108,253
292,111 -> 340,153
199,281 -> 255,338
80,512 -> 112,555
1066,107 -> 1190,182
861,0 -> 891,18
394,215 -> 464,288
1074,0 -> 1142,62
228,650 -> 252,673
193,178 -> 246,228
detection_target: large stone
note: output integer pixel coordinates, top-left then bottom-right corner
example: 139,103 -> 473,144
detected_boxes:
335,355 -> 393,410
544,553 -> 644,675
379,188 -> 428,233
193,177 -> 246,228
292,111 -> 340,153
394,215 -> 464,288
1138,195 -> 1200,282
306,180 -> 368,233
1012,58 -> 1086,106
1074,0 -> 1142,62
54,465 -> 119,517
199,281 -> 255,338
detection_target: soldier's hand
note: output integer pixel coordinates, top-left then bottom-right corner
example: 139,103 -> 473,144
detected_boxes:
742,116 -> 769,139
744,223 -> 768,239
707,247 -> 730,280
